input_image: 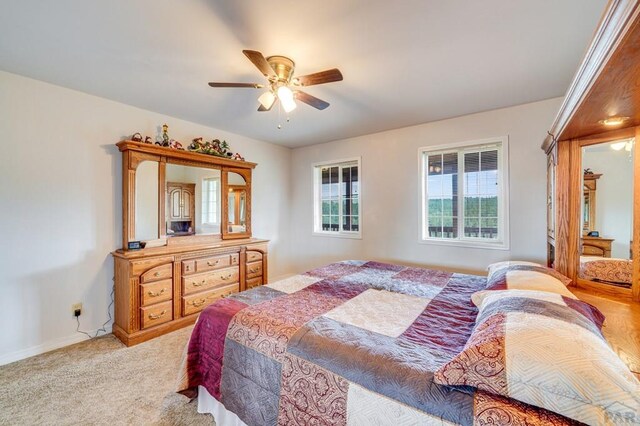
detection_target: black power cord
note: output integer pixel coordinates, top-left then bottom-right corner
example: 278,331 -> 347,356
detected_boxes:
75,282 -> 115,339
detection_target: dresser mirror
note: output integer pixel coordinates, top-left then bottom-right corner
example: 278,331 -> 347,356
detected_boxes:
134,160 -> 159,241
221,168 -> 252,240
118,141 -> 255,248
227,172 -> 247,234
578,138 -> 634,289
165,164 -> 221,238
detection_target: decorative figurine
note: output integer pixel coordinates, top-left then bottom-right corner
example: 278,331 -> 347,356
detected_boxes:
131,132 -> 143,142
156,124 -> 170,147
187,136 -> 243,160
584,168 -> 594,175
144,136 -> 153,144
169,139 -> 184,150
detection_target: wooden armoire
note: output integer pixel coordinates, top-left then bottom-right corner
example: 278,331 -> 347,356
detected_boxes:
543,0 -> 640,301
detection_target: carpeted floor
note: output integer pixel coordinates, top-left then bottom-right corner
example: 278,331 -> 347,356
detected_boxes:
0,326 -> 215,425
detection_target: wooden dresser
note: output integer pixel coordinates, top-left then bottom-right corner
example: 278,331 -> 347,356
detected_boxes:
112,239 -> 268,346
581,236 -> 614,258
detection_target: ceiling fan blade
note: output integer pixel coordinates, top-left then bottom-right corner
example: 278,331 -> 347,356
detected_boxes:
243,50 -> 277,79
208,82 -> 264,88
295,68 -> 343,86
295,91 -> 330,110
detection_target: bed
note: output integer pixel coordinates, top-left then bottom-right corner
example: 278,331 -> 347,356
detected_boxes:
579,256 -> 632,287
176,260 -> 639,425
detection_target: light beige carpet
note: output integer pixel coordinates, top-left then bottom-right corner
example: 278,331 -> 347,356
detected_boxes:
0,326 -> 215,425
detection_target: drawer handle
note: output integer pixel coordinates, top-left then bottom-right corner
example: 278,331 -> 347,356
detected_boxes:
185,265 -> 190,271
249,268 -> 259,274
192,279 -> 206,287
220,273 -> 233,281
148,310 -> 167,320
190,299 -> 206,307
153,271 -> 160,277
221,292 -> 232,299
147,288 -> 166,297
207,259 -> 221,267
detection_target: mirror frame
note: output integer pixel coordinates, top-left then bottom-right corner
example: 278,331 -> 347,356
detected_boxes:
221,167 -> 252,240
117,140 -> 256,249
569,127 -> 639,300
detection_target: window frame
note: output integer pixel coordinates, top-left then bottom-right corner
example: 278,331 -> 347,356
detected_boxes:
201,176 -> 221,226
312,157 -> 362,239
419,137 -> 510,250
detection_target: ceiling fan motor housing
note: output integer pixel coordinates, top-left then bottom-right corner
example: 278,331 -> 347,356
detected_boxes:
266,56 -> 295,83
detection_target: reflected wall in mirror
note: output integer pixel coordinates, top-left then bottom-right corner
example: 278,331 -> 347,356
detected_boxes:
134,161 -> 159,242
227,172 -> 247,234
165,164 -> 221,238
579,138 -> 635,288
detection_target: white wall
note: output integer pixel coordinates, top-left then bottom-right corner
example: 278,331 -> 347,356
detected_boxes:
289,98 -> 563,275
0,70 -> 293,364
583,148 -> 634,258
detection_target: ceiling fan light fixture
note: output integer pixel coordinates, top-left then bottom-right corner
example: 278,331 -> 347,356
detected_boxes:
258,91 -> 276,109
277,86 -> 296,113
611,141 -> 626,151
610,139 -> 634,151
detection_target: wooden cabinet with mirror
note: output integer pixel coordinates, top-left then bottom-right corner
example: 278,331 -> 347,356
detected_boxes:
542,0 -> 640,301
111,141 -> 269,346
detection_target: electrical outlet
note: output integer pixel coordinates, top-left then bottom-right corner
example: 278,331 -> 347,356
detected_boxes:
72,303 -> 82,316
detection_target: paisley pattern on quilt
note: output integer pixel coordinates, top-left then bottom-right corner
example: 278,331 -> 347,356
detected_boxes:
177,261 -> 617,426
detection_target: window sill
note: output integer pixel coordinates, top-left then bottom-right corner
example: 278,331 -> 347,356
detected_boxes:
419,238 -> 509,250
313,231 -> 362,240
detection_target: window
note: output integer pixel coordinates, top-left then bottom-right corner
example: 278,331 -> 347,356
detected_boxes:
313,158 -> 361,238
201,177 -> 219,225
420,137 -> 509,249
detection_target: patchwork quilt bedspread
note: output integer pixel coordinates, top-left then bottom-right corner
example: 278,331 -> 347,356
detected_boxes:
177,260 -> 577,425
579,256 -> 632,285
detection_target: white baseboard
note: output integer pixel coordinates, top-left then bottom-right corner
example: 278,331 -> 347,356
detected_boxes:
0,325 -> 113,367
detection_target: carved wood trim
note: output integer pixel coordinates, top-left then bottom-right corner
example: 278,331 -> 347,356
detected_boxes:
117,140 -> 257,169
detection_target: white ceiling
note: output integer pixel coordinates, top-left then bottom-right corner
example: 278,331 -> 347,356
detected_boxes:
0,0 -> 606,148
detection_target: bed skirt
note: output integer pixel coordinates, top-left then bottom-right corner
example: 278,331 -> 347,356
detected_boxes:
197,386 -> 247,426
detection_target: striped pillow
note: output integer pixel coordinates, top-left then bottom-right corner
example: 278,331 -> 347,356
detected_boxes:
434,290 -> 639,425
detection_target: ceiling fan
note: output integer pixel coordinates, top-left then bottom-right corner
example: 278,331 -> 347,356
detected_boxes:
208,50 -> 343,113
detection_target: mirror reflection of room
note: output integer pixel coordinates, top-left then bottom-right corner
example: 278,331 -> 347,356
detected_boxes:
165,164 -> 221,238
227,172 -> 246,234
579,138 -> 634,288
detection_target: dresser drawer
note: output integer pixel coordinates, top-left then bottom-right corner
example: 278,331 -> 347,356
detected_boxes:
140,300 -> 172,329
182,266 -> 239,295
246,250 -> 263,263
140,279 -> 173,307
182,260 -> 196,275
131,256 -> 173,277
246,261 -> 263,279
140,263 -> 173,283
246,276 -> 263,290
582,245 -> 605,256
194,253 -> 239,273
182,283 -> 239,316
